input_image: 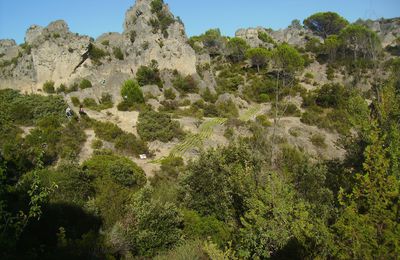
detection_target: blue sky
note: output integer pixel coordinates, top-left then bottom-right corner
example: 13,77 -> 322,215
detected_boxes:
0,0 -> 399,44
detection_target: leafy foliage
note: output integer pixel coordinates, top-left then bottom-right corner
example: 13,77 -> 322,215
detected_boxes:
136,62 -> 163,88
304,12 -> 349,38
137,110 -> 184,142
121,79 -> 144,104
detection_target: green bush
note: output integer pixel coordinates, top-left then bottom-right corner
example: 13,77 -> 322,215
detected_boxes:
315,83 -> 347,108
70,96 -> 80,107
88,43 -> 108,65
310,133 -> 327,148
56,84 -> 66,93
0,89 -> 66,125
83,153 -> 146,188
113,47 -> 124,60
173,74 -> 198,93
121,79 -> 144,104
255,114 -> 272,127
114,133 -> 148,157
137,110 -> 184,142
216,99 -> 239,118
136,63 -> 163,87
91,139 -> 103,149
182,209 -> 231,246
92,121 -> 124,142
83,98 -> 97,108
43,80 -> 55,93
79,79 -> 93,89
66,82 -> 79,93
164,88 -> 176,100
117,100 -> 132,111
258,31 -> 275,45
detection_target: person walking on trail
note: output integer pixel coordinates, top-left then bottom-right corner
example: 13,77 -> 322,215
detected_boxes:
66,106 -> 73,119
79,105 -> 87,116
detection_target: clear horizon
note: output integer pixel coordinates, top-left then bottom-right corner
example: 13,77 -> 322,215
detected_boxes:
0,0 -> 399,44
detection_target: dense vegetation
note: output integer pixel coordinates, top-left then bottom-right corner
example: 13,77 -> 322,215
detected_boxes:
1,10 -> 400,260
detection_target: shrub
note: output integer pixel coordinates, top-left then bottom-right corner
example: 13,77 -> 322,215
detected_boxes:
201,88 -> 217,103
79,79 -> 92,89
136,63 -> 163,87
91,139 -> 103,149
0,89 -> 66,125
101,40 -> 109,46
182,209 -> 231,246
315,83 -> 347,108
83,153 -> 146,188
43,80 -> 55,93
66,82 -> 79,93
137,110 -> 184,142
216,99 -> 239,118
114,133 -> 148,157
56,84 -> 66,93
173,74 -> 198,93
117,100 -> 132,111
121,79 -> 144,104
92,121 -> 124,142
255,114 -> 272,127
164,88 -> 176,100
83,98 -> 97,108
258,31 -> 275,45
113,47 -> 124,60
310,133 -> 327,148
70,96 -> 80,107
88,43 -> 108,65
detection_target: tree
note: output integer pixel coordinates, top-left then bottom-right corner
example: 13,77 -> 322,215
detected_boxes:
304,12 -> 349,38
179,143 -> 260,222
108,187 -> 183,257
323,35 -> 341,62
270,44 -> 304,165
121,79 -> 144,104
202,28 -> 226,56
246,47 -> 270,72
226,37 -> 249,62
333,124 -> 400,259
339,24 -> 381,62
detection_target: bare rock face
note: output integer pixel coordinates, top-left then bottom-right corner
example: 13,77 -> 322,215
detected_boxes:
235,27 -> 267,48
122,0 -> 196,75
359,17 -> 400,47
28,20 -> 91,86
0,0 -> 198,92
0,20 -> 91,90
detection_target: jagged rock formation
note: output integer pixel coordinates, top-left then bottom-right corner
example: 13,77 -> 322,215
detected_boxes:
358,17 -> 400,47
122,0 -> 196,75
236,22 -> 318,48
0,0 -> 197,92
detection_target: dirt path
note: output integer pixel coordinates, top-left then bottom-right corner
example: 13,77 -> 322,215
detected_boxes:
79,129 -> 95,164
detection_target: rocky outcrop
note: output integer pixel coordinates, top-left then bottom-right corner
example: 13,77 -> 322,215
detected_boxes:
122,0 -> 196,75
0,0 -> 197,92
236,23 -> 317,48
358,17 -> 400,47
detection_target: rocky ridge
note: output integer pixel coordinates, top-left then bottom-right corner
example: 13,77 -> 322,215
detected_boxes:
0,0 -> 196,92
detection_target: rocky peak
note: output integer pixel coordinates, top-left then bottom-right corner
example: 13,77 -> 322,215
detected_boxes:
121,0 -> 196,75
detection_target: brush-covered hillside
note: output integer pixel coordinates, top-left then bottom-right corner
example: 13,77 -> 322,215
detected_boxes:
0,0 -> 399,259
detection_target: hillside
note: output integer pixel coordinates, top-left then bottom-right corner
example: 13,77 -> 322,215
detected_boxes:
1,0 -> 399,259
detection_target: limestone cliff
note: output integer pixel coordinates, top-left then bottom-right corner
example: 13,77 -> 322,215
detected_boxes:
0,0 -> 197,92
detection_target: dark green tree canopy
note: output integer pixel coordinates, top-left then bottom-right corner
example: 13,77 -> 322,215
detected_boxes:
304,12 -> 349,38
227,37 -> 250,62
246,47 -> 271,72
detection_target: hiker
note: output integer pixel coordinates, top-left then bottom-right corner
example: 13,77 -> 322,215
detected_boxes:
66,106 -> 73,118
79,105 -> 87,116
